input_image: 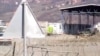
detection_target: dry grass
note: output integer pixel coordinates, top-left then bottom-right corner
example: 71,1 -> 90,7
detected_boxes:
0,33 -> 100,56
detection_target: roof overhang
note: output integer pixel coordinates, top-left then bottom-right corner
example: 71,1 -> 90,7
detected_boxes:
60,4 -> 100,12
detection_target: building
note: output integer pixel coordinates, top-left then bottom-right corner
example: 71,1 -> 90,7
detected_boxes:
38,21 -> 64,34
47,22 -> 64,34
0,20 -> 6,36
60,0 -> 100,35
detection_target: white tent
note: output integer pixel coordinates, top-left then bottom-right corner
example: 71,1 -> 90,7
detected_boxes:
2,0 -> 45,38
1,1 -> 45,56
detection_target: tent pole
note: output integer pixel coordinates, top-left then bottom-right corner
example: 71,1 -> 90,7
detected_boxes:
22,3 -> 27,56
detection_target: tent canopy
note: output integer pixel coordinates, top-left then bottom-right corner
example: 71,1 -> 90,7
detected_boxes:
2,1 -> 45,38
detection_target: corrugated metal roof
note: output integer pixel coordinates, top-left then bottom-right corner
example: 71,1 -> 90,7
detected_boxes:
60,4 -> 100,10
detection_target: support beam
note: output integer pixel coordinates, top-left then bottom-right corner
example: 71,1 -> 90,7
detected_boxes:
93,13 -> 95,25
61,10 -> 67,33
87,13 -> 89,26
78,11 -> 81,32
69,12 -> 72,34
22,3 -> 27,56
61,10 -> 66,23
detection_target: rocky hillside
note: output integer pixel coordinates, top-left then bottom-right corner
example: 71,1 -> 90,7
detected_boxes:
0,0 -> 68,22
0,0 -> 100,22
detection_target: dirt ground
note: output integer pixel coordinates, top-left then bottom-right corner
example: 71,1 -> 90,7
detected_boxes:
0,33 -> 100,56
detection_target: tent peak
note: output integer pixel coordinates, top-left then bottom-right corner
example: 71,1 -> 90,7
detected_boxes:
3,0 -> 45,38
21,0 -> 27,4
